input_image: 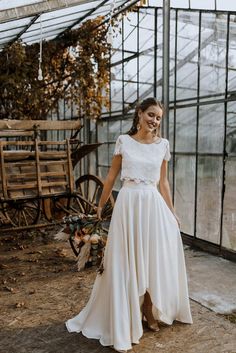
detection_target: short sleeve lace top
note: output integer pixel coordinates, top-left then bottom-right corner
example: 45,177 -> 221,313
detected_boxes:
113,134 -> 171,185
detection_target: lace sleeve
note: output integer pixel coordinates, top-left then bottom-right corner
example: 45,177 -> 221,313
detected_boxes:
164,140 -> 171,161
113,135 -> 123,156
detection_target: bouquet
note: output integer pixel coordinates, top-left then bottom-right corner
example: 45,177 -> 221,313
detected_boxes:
63,213 -> 108,273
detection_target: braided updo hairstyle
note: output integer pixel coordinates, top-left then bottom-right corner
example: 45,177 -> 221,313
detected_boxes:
127,97 -> 164,137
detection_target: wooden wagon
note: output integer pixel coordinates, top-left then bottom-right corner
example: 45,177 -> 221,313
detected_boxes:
0,120 -> 114,230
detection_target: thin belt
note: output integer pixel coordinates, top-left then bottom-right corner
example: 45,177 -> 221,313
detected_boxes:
122,179 -> 157,188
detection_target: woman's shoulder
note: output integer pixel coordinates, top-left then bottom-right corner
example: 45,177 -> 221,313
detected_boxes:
160,137 -> 170,146
116,134 -> 129,142
160,137 -> 169,143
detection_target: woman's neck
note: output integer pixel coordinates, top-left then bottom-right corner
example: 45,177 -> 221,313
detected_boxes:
134,131 -> 157,143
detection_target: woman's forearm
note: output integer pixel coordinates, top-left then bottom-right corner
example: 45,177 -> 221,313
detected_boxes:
159,179 -> 175,214
98,176 -> 115,208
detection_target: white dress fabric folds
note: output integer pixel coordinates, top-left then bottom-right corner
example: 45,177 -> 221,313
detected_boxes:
66,134 -> 193,351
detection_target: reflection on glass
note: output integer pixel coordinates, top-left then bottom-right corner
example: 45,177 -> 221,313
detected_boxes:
200,13 -> 227,96
198,104 -> 224,153
222,158 -> 236,251
174,156 -> 196,236
196,156 -> 222,244
175,107 -> 197,153
226,101 -> 236,155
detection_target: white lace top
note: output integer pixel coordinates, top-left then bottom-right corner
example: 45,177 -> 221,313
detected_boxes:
113,134 -> 171,185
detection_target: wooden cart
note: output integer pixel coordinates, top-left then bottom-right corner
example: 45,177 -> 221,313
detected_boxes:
0,120 -> 114,230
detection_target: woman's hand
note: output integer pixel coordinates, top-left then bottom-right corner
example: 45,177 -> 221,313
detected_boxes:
97,206 -> 103,220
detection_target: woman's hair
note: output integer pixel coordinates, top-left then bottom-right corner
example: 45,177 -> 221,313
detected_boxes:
127,97 -> 164,137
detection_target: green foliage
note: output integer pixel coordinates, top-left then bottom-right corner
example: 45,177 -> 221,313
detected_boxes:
0,16 -> 110,120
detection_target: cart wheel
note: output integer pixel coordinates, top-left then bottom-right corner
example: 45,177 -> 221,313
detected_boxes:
3,200 -> 41,227
43,197 -> 71,222
69,174 -> 114,219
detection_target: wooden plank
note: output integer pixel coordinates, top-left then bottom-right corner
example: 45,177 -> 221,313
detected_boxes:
0,130 -> 34,138
3,151 -> 34,161
38,141 -> 68,145
41,171 -> 66,177
34,139 -> 42,196
66,139 -> 74,193
7,181 -> 68,190
0,144 -> 8,198
0,141 -> 34,147
0,120 -> 81,131
7,183 -> 38,190
39,151 -> 67,159
5,161 -> 37,167
4,160 -> 68,168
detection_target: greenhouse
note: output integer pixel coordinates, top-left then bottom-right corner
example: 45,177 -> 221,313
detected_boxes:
0,1 -> 236,353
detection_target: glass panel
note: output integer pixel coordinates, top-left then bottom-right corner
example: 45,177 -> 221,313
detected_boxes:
176,11 -> 199,100
198,103 -> 224,154
156,9 -> 163,84
200,13 -> 227,96
170,0 -> 189,8
175,107 -> 197,153
139,10 -> 155,52
98,143 -> 109,167
0,0 -> 42,10
222,158 -> 236,251
228,16 -> 236,92
174,156 -> 196,236
124,12 -> 137,55
217,0 -> 236,11
124,82 -> 137,106
169,10 -> 176,101
226,101 -> 236,156
0,17 -> 32,31
97,120 -> 108,143
196,156 -> 222,244
191,0 -> 215,9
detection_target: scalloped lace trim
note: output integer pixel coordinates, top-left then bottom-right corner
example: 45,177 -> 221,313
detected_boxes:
121,177 -> 156,185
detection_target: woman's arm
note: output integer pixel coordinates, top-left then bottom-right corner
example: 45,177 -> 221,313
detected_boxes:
97,154 -> 122,218
159,160 -> 180,227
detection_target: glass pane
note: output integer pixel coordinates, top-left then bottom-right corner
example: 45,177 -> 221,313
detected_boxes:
217,0 -> 236,11
175,107 -> 197,153
156,9 -> 163,84
97,120 -> 108,143
222,158 -> 236,251
196,156 -> 223,244
176,11 -> 199,100
198,103 -> 224,153
174,156 -> 196,236
200,13 -> 227,96
228,16 -> 236,92
171,0 -> 189,8
191,0 -> 215,9
226,101 -> 236,156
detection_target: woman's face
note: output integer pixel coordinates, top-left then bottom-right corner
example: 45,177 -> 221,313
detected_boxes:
138,105 -> 163,133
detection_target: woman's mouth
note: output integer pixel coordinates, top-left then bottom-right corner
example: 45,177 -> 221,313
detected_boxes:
147,123 -> 156,129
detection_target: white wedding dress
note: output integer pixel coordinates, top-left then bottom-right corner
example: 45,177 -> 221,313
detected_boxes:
66,134 -> 193,351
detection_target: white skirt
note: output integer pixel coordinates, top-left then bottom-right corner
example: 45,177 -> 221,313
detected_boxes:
66,181 -> 193,351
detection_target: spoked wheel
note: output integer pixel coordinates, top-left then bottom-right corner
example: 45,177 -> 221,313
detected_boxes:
43,197 -> 71,221
3,199 -> 41,227
68,174 -> 114,219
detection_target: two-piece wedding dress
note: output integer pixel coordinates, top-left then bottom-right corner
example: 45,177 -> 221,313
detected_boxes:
66,134 -> 193,351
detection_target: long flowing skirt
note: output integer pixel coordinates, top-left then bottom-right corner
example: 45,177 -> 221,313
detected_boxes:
66,181 -> 193,351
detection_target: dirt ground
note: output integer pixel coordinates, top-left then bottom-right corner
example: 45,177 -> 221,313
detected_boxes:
0,227 -> 236,353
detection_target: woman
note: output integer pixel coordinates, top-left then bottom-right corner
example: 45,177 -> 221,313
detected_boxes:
66,97 -> 193,352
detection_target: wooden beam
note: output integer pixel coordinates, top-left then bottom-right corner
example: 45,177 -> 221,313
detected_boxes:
0,0 -> 94,24
0,119 -> 81,131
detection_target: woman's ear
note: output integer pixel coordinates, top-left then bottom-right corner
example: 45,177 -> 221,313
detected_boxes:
137,109 -> 142,119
